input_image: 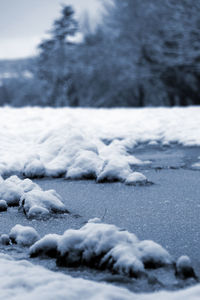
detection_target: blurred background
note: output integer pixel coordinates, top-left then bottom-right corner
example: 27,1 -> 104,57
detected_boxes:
0,0 -> 200,107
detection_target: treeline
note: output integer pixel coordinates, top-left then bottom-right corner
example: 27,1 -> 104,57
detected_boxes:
1,0 -> 200,107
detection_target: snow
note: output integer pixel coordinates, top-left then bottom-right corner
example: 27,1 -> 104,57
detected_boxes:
0,107 -> 199,183
20,189 -> 68,218
30,220 -> 173,277
125,172 -> 148,185
9,224 -> 39,246
24,158 -> 45,178
0,234 -> 10,245
0,175 -> 67,218
0,199 -> 7,211
176,256 -> 196,279
0,253 -> 199,300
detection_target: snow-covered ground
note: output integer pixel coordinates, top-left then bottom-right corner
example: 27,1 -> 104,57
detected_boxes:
0,107 -> 200,299
0,253 -> 200,300
0,106 -> 200,182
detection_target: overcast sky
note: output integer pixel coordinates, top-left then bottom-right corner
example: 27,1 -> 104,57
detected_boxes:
0,0 -> 101,59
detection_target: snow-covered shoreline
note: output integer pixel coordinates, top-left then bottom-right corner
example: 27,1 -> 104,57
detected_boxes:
0,106 -> 200,181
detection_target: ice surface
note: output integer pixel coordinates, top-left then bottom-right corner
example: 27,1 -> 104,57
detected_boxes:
0,107 -> 199,183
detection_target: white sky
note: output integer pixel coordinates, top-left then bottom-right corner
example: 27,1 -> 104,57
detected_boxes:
0,0 -> 101,59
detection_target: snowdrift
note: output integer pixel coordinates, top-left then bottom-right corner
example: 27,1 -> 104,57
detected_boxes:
1,107 -> 200,183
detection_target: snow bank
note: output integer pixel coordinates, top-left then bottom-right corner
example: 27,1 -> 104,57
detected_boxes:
30,221 -> 173,277
9,224 -> 39,246
0,254 -> 199,300
0,175 -> 67,219
1,107 -> 199,182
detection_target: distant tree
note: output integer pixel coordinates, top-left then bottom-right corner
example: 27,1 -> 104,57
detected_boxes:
99,0 -> 200,106
37,6 -> 78,106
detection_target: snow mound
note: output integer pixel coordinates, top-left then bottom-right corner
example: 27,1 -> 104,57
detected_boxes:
0,234 -> 10,245
24,159 -> 45,178
30,234 -> 60,258
125,172 -> 148,185
0,175 -> 41,206
20,189 -> 68,219
0,199 -> 8,211
0,175 -> 67,219
0,176 -> 23,206
1,254 -> 200,300
66,150 -> 103,180
9,224 -> 39,246
176,256 -> 197,279
30,221 -> 172,277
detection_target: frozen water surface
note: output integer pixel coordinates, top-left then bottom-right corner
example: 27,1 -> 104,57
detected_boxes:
0,107 -> 200,297
0,146 -> 199,294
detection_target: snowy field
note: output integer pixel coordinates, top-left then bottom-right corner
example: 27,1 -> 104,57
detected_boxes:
0,106 -> 200,299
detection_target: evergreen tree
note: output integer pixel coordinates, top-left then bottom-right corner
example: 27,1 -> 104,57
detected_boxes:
37,6 -> 78,106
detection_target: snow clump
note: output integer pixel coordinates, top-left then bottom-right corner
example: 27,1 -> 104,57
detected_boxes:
125,172 -> 148,185
9,224 -> 39,246
0,175 -> 67,219
30,221 -> 172,277
20,189 -> 68,219
0,200 -> 7,211
176,256 -> 197,280
24,159 -> 45,178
